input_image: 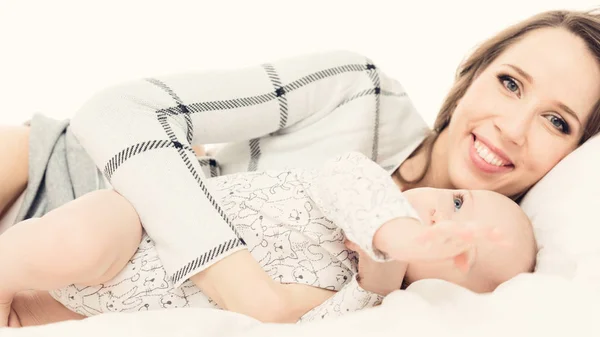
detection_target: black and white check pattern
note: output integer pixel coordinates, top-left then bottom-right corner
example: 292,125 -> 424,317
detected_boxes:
146,78 -> 194,143
198,158 -> 220,178
261,63 -> 289,129
103,139 -> 193,180
365,61 -> 381,161
247,138 -> 261,172
69,50 -> 428,287
146,80 -> 247,285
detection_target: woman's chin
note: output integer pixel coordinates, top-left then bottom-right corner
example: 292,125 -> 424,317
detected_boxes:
449,164 -> 504,191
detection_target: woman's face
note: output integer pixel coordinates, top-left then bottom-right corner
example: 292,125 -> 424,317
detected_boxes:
444,27 -> 600,197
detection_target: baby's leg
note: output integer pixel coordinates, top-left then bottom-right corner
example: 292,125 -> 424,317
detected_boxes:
0,125 -> 29,217
0,189 -> 142,325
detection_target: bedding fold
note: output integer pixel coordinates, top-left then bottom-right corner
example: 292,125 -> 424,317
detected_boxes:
14,114 -> 104,224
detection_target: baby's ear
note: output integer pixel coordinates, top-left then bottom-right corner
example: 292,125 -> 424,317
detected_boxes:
453,246 -> 477,274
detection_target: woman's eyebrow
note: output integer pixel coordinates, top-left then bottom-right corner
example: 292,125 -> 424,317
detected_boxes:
504,64 -> 533,84
555,101 -> 581,123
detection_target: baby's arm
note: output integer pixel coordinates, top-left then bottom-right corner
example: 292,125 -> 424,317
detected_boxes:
0,190 -> 143,327
288,152 -> 477,323
309,152 -> 474,264
307,152 -> 423,262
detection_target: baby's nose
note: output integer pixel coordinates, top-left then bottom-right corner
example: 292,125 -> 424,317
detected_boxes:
431,210 -> 450,224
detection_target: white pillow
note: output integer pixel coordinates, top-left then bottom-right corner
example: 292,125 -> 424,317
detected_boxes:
520,135 -> 600,282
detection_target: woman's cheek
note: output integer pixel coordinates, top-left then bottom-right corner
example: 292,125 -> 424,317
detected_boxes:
526,137 -> 570,178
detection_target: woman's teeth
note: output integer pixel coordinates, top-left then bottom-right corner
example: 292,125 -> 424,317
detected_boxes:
474,140 -> 508,166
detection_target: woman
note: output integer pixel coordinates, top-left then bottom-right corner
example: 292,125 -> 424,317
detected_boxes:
1,9 -> 599,327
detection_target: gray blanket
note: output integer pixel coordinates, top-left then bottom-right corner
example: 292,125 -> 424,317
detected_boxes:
15,114 -> 105,222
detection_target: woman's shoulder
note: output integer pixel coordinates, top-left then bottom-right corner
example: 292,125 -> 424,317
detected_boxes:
279,50 -> 373,65
292,50 -> 413,102
273,50 -> 389,83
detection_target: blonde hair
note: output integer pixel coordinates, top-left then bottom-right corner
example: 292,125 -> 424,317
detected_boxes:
399,9 -> 600,191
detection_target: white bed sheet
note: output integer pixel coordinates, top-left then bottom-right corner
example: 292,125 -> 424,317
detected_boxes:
5,270 -> 600,337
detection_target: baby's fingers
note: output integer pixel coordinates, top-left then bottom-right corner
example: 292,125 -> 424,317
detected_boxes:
344,239 -> 360,252
397,222 -> 473,260
414,230 -> 473,260
388,230 -> 470,262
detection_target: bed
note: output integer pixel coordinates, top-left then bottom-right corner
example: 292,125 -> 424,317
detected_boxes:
5,273 -> 600,337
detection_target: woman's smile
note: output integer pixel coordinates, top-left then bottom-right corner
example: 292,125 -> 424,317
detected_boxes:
468,134 -> 515,174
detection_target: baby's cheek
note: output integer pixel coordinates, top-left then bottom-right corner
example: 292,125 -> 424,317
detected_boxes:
405,261 -> 450,283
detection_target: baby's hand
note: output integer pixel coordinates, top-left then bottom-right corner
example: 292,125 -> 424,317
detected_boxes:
376,218 -> 493,272
345,240 -> 407,296
402,220 -> 477,272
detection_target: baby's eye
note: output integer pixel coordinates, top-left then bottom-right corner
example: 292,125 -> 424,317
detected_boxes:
453,196 -> 464,211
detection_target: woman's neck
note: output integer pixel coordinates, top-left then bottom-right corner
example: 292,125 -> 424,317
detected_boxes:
393,130 -> 453,191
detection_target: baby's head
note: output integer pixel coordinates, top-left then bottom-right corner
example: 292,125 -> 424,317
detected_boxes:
401,187 -> 537,293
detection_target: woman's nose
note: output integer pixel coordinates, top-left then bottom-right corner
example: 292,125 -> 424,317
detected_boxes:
494,108 -> 535,146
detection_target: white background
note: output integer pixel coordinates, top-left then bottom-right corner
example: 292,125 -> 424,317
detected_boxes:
0,0 -> 597,126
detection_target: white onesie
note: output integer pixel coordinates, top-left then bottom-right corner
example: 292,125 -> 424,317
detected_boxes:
50,152 -> 421,322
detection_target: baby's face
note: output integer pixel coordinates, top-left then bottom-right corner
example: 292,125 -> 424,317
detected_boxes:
401,188 -> 536,293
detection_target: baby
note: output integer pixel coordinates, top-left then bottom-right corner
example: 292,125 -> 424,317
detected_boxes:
0,152 -> 536,325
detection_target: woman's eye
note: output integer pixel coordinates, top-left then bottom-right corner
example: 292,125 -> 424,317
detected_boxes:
453,196 -> 463,211
499,75 -> 521,96
544,115 -> 571,135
